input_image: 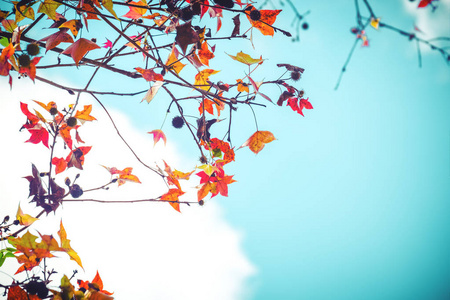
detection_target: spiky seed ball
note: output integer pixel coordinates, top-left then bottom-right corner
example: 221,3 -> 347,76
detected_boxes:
199,200 -> 204,206
213,0 -> 234,9
290,71 -> 301,81
199,155 -> 207,164
49,107 -> 58,115
249,9 -> 261,21
172,116 -> 184,129
180,6 -> 193,21
26,43 -> 40,56
302,22 -> 309,30
67,116 -> 77,127
18,54 -> 31,67
70,184 -> 83,198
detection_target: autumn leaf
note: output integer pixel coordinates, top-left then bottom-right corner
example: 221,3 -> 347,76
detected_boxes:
208,138 -> 235,164
103,38 -> 112,48
165,45 -> 185,75
33,100 -> 57,112
370,17 -> 380,30
20,102 -> 39,126
239,130 -> 275,154
231,14 -> 240,36
236,79 -> 249,93
16,205 -> 38,226
102,0 -> 118,19
52,157 -> 67,174
227,51 -> 264,65
122,0 -> 148,19
25,123 -> 49,148
78,271 -> 113,296
196,164 -> 236,201
148,129 -> 166,146
59,124 -> 75,149
0,42 -> 15,77
103,166 -> 141,186
161,188 -> 185,212
74,104 -> 97,122
7,285 -> 40,300
194,69 -> 219,90
248,75 -> 272,103
142,81 -> 163,103
245,5 -> 281,36
66,146 -> 92,170
135,67 -> 164,82
14,1 -> 35,23
175,21 -> 200,53
40,29 -> 74,52
62,38 -> 100,66
163,161 -> 193,190
58,221 -> 83,268
198,41 -> 215,66
198,98 -> 215,115
38,0 -> 61,20
418,0 -> 435,7
19,56 -> 41,82
59,19 -> 83,38
287,97 -> 313,116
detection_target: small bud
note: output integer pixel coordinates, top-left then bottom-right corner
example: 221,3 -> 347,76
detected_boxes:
3,215 -> 10,223
65,177 -> 71,186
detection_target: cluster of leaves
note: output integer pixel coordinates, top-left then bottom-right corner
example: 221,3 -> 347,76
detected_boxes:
0,0 -> 313,298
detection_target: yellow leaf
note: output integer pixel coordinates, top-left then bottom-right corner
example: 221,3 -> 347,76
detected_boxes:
14,2 -> 35,23
58,221 -> 83,268
101,0 -> 118,19
197,164 -> 218,176
227,51 -> 264,65
239,130 -> 275,154
16,205 -> 38,226
38,0 -> 61,20
165,45 -> 186,74
59,19 -> 83,38
370,17 -> 380,30
194,69 -> 219,90
74,105 -> 96,122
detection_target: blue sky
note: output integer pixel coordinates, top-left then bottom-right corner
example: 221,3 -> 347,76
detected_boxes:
1,0 -> 450,299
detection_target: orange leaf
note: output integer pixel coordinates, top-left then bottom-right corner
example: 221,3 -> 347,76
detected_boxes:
74,105 -> 97,122
59,19 -> 83,38
236,79 -> 249,93
246,5 -> 281,36
148,129 -> 166,146
165,45 -> 185,75
198,98 -> 215,115
239,130 -> 275,154
135,67 -> 164,82
7,285 -> 40,300
122,0 -> 147,19
62,38 -> 100,66
33,100 -> 57,112
161,188 -> 185,212
52,157 -> 68,174
198,41 -> 214,66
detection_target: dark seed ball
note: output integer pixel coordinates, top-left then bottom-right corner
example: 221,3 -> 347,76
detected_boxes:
180,6 -> 193,21
302,22 -> 309,30
249,9 -> 261,21
172,116 -> 184,129
70,184 -> 83,198
49,107 -> 58,115
26,43 -> 40,56
67,116 -> 77,127
18,54 -> 31,67
290,71 -> 301,81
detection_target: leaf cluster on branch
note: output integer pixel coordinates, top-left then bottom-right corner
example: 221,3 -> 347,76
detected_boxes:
0,0 -> 312,298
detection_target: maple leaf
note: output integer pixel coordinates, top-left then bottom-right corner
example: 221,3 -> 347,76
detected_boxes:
38,0 -> 61,20
148,129 -> 166,146
418,0 -> 436,7
236,79 -> 249,93
7,285 -> 40,300
59,19 -> 82,38
239,130 -> 275,154
161,188 -> 185,212
227,51 -> 264,65
198,41 -> 215,66
103,166 -> 141,186
287,97 -> 313,116
62,38 -> 100,66
194,69 -> 219,90
231,14 -> 240,36
198,98 -> 215,115
245,5 -> 281,36
25,123 -> 49,148
102,0 -> 118,19
16,205 -> 39,226
52,157 -> 67,174
20,102 -> 39,127
66,146 -> 92,170
59,124 -> 75,149
248,76 -> 272,103
370,17 -> 380,30
123,0 -> 148,19
14,1 -> 35,23
78,271 -> 113,296
208,138 -> 235,164
24,164 -> 46,207
175,21 -> 200,53
40,29 -> 74,52
165,45 -> 185,75
19,56 -> 41,82
142,81 -> 163,103
58,221 -> 83,268
196,164 -> 236,201
163,161 -> 194,190
0,42 -> 15,78
135,67 -> 164,82
103,38 -> 112,48
74,104 -> 97,122
33,100 -> 57,113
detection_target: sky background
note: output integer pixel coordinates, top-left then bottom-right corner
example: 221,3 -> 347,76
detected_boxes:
1,0 -> 450,299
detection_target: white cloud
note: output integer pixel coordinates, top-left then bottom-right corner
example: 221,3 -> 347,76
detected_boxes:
0,79 -> 256,299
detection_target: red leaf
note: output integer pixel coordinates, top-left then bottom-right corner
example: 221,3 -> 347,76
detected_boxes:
52,157 -> 68,174
40,29 -> 74,52
62,38 -> 100,66
25,124 -> 49,148
148,129 -> 166,146
135,67 -> 164,82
